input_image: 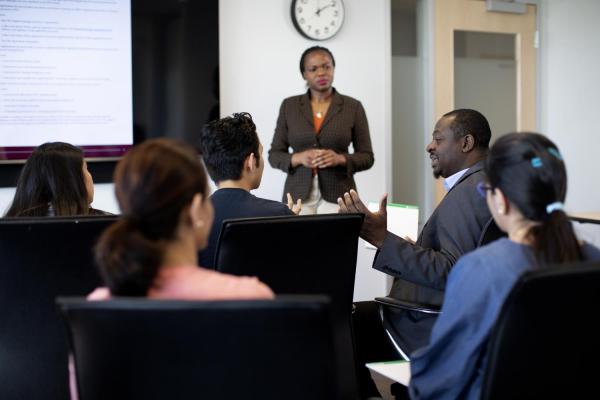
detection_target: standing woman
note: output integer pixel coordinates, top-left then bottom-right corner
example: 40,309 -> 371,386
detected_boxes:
269,46 -> 374,214
5,142 -> 107,217
408,133 -> 600,399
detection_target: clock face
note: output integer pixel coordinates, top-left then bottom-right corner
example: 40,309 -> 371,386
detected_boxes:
291,0 -> 345,41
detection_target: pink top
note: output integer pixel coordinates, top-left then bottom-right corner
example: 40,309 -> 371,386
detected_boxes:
87,265 -> 275,300
73,266 -> 273,399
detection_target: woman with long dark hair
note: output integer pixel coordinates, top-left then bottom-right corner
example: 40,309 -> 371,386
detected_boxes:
408,132 -> 600,399
91,138 -> 273,299
5,142 -> 105,217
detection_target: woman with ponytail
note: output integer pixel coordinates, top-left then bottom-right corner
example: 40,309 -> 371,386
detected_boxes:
408,133 -> 600,399
91,138 -> 273,300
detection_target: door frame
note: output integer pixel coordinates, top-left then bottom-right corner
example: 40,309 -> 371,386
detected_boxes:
431,0 -> 537,202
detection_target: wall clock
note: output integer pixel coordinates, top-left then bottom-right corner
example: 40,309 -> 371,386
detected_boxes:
291,0 -> 345,41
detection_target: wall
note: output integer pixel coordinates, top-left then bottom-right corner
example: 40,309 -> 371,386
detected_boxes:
538,0 -> 600,245
219,0 -> 392,300
391,56 -> 424,209
390,0 -> 426,216
0,187 -> 16,215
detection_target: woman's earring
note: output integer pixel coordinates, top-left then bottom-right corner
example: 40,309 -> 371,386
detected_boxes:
497,207 -> 505,215
194,220 -> 204,229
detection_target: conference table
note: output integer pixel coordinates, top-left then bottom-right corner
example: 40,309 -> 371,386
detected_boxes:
366,360 -> 411,397
570,212 -> 600,225
366,360 -> 411,385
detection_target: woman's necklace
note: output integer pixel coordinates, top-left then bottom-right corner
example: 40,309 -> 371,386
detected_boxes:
312,101 -> 330,119
311,90 -> 332,119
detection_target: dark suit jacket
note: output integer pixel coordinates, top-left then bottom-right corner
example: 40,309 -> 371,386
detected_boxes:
198,188 -> 294,269
268,88 -> 374,203
374,160 -> 494,353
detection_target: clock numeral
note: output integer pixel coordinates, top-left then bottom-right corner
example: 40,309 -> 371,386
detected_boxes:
331,20 -> 335,26
301,0 -> 308,3
315,29 -> 320,36
333,10 -> 339,16
324,26 -> 329,34
299,18 -> 305,24
307,25 -> 312,31
297,6 -> 302,14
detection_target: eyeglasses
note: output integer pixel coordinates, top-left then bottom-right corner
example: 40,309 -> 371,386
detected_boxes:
476,181 -> 493,198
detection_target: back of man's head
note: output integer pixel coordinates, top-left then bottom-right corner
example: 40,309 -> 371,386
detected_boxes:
443,109 -> 491,151
199,112 -> 260,183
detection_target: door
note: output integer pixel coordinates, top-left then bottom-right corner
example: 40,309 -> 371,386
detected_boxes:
432,0 -> 537,202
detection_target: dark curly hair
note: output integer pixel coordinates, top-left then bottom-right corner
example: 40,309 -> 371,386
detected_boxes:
199,112 -> 260,183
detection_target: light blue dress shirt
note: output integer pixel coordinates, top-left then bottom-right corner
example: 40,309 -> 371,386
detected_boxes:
443,168 -> 469,192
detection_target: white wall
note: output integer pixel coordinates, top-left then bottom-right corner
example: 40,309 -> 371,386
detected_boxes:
539,0 -> 600,245
219,0 -> 392,300
0,187 -> 15,215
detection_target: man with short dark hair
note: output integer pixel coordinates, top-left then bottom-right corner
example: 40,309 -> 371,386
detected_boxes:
340,109 -> 496,355
198,112 -> 300,268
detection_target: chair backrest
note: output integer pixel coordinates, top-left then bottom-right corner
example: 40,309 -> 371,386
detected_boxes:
481,261 -> 600,399
214,213 -> 363,399
214,213 -> 363,300
57,296 -> 338,400
0,216 -> 117,400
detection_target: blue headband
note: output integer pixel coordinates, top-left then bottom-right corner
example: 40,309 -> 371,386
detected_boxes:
546,202 -> 564,214
530,157 -> 542,168
530,147 -> 563,168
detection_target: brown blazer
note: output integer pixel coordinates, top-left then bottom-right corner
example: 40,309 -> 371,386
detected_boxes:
268,89 -> 374,203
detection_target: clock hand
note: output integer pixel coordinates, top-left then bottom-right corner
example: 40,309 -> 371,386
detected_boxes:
316,2 -> 335,16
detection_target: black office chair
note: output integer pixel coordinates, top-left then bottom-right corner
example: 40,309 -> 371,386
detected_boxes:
57,296 -> 338,400
481,260 -> 600,399
0,216 -> 117,400
374,218 -> 505,360
214,213 -> 364,399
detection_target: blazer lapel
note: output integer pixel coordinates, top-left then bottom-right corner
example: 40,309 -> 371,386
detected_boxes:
299,91 -> 314,127
446,160 -> 485,195
320,88 -> 343,132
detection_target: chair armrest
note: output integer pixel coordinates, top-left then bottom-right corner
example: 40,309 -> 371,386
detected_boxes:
374,296 -> 441,315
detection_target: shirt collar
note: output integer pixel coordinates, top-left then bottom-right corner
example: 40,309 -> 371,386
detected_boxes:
443,168 -> 469,191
